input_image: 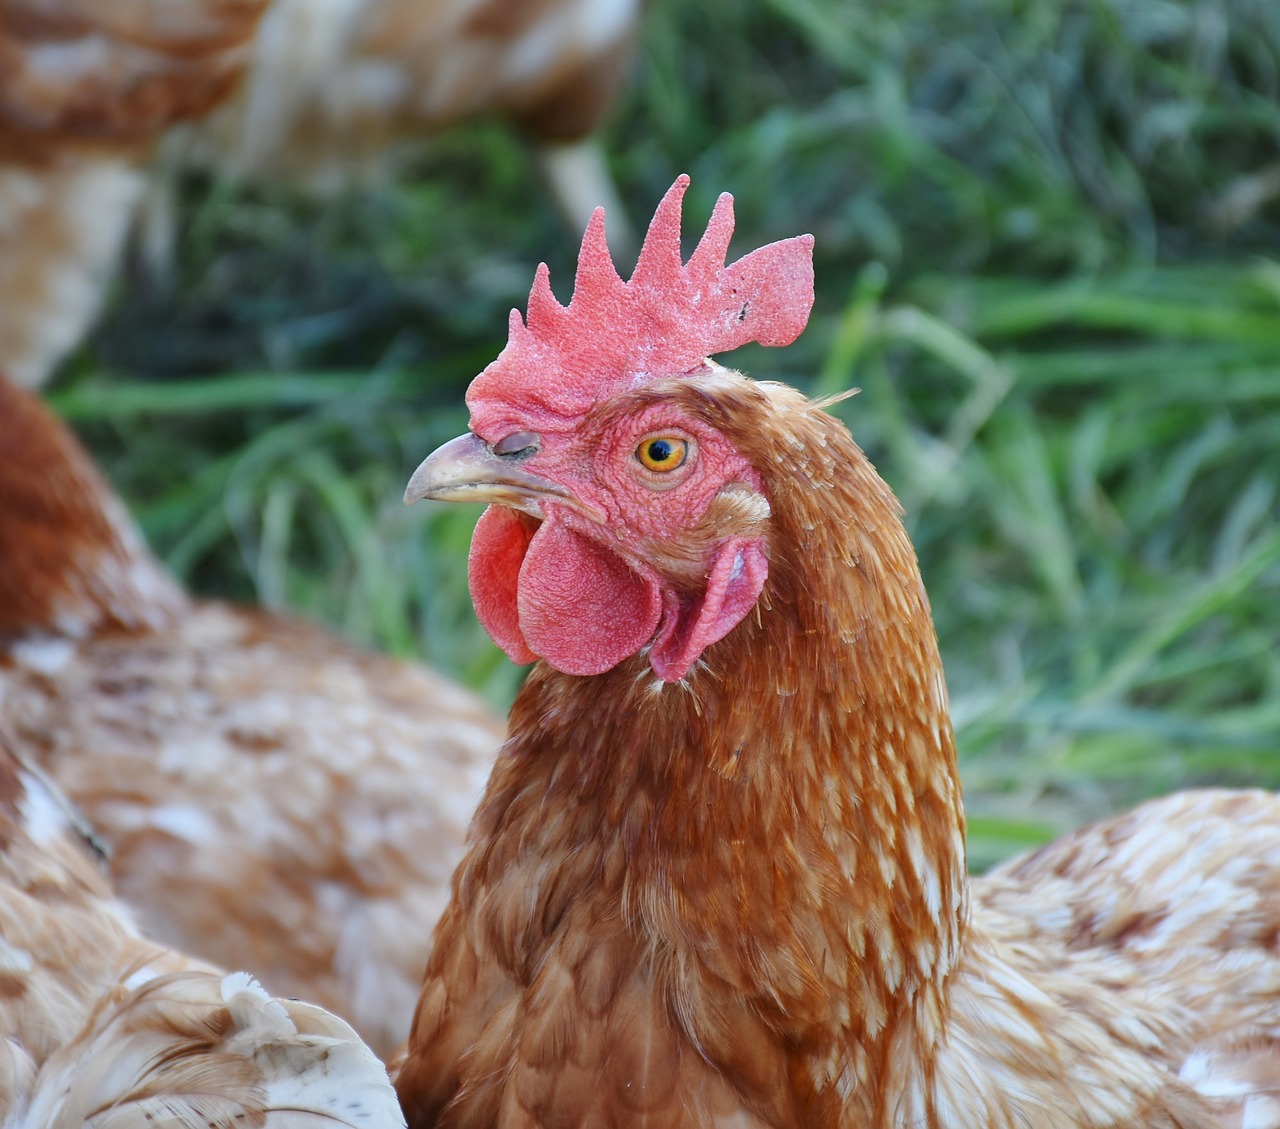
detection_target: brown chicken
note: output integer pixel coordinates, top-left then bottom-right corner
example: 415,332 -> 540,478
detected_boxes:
2,0 -> 640,389
395,176 -> 1280,1126
0,730 -> 405,1127
0,374 -> 504,1057
0,0 -> 270,388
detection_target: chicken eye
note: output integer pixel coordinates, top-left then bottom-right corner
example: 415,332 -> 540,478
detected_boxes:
636,437 -> 688,473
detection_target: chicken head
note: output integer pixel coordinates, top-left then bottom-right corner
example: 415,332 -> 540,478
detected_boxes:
405,175 -> 814,681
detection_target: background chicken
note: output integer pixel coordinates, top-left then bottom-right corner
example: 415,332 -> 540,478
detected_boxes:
0,371 -> 504,1057
148,0 -> 643,246
0,731 -> 404,1128
0,0 -> 270,389
0,0 -> 641,389
394,178 -> 1280,1127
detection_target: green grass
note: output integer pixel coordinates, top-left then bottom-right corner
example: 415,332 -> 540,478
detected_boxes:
59,0 -> 1280,870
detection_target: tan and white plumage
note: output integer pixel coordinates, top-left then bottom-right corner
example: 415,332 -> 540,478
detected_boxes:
0,732 -> 405,1129
394,180 -> 1280,1127
0,373 -> 504,1057
0,0 -> 270,388
967,789 -> 1280,1125
1,0 -> 640,389
143,0 -> 642,267
166,0 -> 641,188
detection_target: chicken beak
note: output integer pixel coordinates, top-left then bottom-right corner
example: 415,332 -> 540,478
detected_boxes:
403,432 -> 567,517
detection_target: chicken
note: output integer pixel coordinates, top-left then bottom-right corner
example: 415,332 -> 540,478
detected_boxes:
0,0 -> 270,388
1,0 -> 639,390
0,730 -> 405,1128
142,0 -> 642,272
394,175 -> 1280,1127
161,0 -> 640,190
0,373 -> 505,1057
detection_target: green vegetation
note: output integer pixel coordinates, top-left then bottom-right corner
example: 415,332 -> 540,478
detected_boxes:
63,0 -> 1280,869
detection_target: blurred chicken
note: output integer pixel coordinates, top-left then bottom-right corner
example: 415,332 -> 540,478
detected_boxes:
162,0 -> 640,198
395,178 -> 1280,1126
143,0 -> 642,278
0,730 -> 405,1128
0,0 -> 642,388
0,0 -> 270,388
0,373 -> 504,1057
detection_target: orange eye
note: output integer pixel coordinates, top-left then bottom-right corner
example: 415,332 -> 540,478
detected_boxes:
636,436 -> 688,473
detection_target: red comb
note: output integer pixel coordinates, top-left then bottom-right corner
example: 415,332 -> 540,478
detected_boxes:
466,175 -> 815,436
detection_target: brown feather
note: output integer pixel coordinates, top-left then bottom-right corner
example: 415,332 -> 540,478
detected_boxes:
0,374 -> 186,636
175,0 -> 643,183
0,0 -> 640,389
0,0 -> 267,159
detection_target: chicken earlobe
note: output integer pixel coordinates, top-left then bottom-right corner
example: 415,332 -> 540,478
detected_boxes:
649,534 -> 768,681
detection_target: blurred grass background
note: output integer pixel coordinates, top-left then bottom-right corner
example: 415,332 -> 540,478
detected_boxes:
55,0 -> 1280,868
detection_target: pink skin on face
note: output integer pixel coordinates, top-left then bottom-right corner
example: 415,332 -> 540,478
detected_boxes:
467,401 -> 769,681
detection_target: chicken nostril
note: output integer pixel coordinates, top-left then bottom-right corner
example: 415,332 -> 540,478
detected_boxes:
491,431 -> 542,459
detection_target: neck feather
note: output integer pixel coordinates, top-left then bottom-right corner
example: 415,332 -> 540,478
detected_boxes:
0,377 -> 187,639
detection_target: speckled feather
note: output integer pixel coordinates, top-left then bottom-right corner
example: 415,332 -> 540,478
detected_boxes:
0,376 -> 505,1056
398,372 -> 1280,1127
0,733 -> 405,1129
140,0 -> 643,285
0,0 -> 267,158
0,155 -> 148,391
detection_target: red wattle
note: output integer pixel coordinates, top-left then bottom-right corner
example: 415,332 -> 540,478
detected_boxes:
468,507 -> 663,676
517,520 -> 662,676
468,506 -> 538,665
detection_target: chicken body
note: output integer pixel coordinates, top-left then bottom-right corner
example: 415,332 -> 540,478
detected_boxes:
1,0 -> 639,388
0,0 -> 269,388
0,375 -> 504,1056
395,181 -> 1280,1126
0,733 -> 406,1128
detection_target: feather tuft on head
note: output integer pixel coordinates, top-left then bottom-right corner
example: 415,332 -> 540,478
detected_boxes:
466,175 -> 815,438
